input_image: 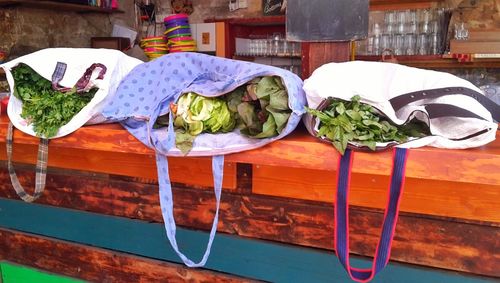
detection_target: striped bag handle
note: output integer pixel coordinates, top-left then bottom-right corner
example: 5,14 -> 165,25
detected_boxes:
6,122 -> 49,202
3,62 -> 69,202
335,147 -> 409,282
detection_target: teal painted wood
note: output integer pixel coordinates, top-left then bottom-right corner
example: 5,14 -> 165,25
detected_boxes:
0,198 -> 495,283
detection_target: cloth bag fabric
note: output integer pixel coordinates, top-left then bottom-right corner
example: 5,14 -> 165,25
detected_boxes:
101,52 -> 306,267
303,61 -> 499,282
1,48 -> 142,202
2,48 -> 143,138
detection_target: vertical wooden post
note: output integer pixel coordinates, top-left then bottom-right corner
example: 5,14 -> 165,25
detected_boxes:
301,42 -> 351,79
215,22 -> 227,58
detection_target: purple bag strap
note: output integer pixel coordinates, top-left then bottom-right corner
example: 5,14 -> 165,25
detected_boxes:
335,148 -> 409,282
51,62 -> 107,93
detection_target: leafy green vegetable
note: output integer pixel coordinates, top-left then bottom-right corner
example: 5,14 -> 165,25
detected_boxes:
232,76 -> 290,138
168,76 -> 292,154
175,129 -> 197,154
306,95 -> 430,155
11,63 -> 97,138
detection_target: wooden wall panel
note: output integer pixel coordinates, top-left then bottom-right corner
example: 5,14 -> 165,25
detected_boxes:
0,144 -> 237,190
0,228 -> 253,283
0,118 -> 498,187
0,168 -> 498,277
301,42 -> 351,79
252,165 -> 500,222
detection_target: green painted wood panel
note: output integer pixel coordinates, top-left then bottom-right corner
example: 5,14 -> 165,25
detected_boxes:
0,261 -> 85,283
0,197 -> 496,283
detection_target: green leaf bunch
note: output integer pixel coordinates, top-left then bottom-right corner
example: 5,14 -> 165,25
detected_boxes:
12,64 -> 97,138
306,95 -> 428,155
227,76 -> 290,138
169,76 -> 291,154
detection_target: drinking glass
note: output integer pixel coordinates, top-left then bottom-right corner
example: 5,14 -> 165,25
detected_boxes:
393,34 -> 404,55
248,39 -> 255,56
384,11 -> 395,35
280,40 -> 289,56
290,42 -> 301,57
257,39 -> 266,56
396,10 -> 406,34
417,33 -> 428,55
272,33 -> 281,56
404,33 -> 417,55
380,34 -> 392,52
406,10 -> 418,34
430,32 -> 439,54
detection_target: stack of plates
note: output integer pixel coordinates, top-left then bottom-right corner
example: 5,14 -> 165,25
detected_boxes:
164,14 -> 197,53
140,36 -> 168,60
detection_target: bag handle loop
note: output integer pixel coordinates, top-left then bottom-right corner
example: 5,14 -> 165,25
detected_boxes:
335,148 -> 408,282
389,87 -> 500,122
155,115 -> 223,267
6,122 -> 49,202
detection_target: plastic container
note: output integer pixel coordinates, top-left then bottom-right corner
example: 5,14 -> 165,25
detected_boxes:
140,36 -> 168,61
163,14 -> 197,53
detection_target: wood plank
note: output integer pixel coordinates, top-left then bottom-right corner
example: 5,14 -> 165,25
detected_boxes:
355,55 -> 500,69
450,39 -> 500,54
468,29 -> 500,41
252,165 -> 500,222
0,198 -> 497,282
0,228 -> 252,283
0,143 -> 237,190
1,118 -> 498,186
215,22 -> 226,58
0,169 -> 498,276
369,2 -> 436,11
301,42 -> 351,79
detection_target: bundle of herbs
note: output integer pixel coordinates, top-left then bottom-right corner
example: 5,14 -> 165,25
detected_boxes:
306,95 -> 430,155
160,76 -> 291,154
11,63 -> 97,138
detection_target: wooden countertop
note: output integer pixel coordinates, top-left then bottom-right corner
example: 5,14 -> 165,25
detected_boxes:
0,115 -> 498,186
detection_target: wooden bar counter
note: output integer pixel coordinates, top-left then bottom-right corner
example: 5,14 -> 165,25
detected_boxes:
0,114 -> 498,282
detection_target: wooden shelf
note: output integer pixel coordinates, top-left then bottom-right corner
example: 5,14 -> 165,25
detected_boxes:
233,54 -> 301,60
369,0 -> 444,10
355,55 -> 500,69
206,16 -> 285,26
0,0 -> 124,14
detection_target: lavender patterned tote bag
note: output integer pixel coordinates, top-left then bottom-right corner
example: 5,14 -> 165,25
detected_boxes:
101,52 -> 306,267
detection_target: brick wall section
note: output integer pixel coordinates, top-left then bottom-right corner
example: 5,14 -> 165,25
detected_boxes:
0,0 -> 136,59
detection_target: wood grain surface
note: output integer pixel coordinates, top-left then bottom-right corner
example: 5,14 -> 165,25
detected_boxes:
0,168 -> 498,277
252,165 -> 500,222
0,117 -> 498,185
0,116 -> 498,277
0,228 -> 253,283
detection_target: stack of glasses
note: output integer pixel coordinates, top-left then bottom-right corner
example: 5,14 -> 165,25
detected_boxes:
164,14 -> 197,53
140,36 -> 169,61
235,33 -> 301,57
358,8 -> 452,56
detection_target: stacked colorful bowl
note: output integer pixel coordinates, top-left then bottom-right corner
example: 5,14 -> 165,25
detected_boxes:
164,14 -> 197,53
140,36 -> 168,60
